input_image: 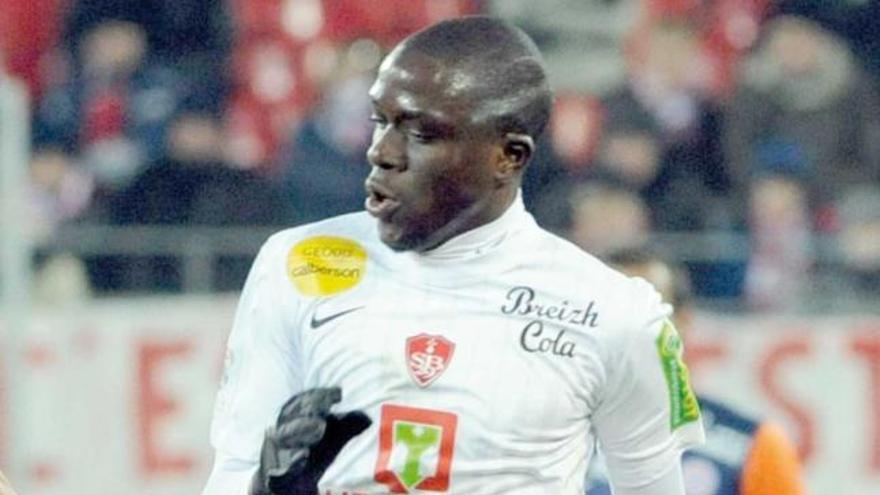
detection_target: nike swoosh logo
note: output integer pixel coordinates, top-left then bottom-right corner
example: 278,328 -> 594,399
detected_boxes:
310,306 -> 365,329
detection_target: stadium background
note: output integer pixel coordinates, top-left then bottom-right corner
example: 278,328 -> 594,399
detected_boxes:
1,0 -> 878,493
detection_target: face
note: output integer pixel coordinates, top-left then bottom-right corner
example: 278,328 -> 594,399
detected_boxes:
365,48 -> 507,252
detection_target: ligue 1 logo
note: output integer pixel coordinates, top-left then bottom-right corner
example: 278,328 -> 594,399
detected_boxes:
406,333 -> 455,388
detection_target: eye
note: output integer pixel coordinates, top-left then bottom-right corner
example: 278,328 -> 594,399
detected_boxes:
408,130 -> 437,144
369,114 -> 388,127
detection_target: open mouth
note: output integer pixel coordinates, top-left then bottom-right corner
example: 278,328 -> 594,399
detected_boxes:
365,181 -> 401,221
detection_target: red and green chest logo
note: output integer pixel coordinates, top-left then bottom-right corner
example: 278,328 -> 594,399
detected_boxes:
374,404 -> 458,493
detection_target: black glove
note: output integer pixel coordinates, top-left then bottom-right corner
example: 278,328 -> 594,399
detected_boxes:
249,387 -> 372,495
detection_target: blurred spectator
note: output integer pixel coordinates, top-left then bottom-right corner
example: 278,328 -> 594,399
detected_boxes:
640,0 -> 770,99
27,146 -> 95,243
34,20 -> 187,199
491,0 -> 768,98
522,94 -> 603,230
725,15 -> 880,223
26,149 -> 94,305
527,19 -> 731,235
64,0 -> 232,73
835,187 -> 880,294
744,175 -> 811,311
600,18 -> 745,300
778,0 -> 880,79
224,35 -> 314,170
602,18 -> 731,232
489,0 -> 641,95
224,0 -> 477,170
277,39 -> 379,225
88,110 -> 285,292
566,183 -> 650,257
526,18 -> 741,300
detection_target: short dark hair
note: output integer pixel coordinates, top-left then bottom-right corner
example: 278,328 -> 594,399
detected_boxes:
402,16 -> 553,139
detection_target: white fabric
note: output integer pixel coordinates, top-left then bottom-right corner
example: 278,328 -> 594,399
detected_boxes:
202,455 -> 258,495
204,195 -> 703,494
611,460 -> 687,495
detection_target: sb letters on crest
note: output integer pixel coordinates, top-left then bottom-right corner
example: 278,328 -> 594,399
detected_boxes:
406,333 -> 455,388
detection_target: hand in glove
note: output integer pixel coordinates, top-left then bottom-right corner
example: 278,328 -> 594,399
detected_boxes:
249,387 -> 371,495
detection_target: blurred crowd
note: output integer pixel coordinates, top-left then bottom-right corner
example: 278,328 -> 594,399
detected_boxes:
1,0 -> 878,309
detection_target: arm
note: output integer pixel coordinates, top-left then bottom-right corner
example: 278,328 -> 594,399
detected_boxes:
610,462 -> 686,495
584,450 -> 687,495
591,283 -> 704,494
203,236 -> 304,495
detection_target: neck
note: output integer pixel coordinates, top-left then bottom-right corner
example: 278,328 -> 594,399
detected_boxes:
416,185 -> 519,253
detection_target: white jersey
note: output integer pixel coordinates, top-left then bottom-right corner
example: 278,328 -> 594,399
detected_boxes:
205,196 -> 704,495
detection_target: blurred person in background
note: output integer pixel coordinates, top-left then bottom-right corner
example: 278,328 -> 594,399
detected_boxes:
776,0 -> 880,79
27,146 -> 95,243
725,15 -> 880,229
90,109 -> 284,293
33,20 -> 186,203
603,18 -> 730,233
566,182 -> 651,257
744,175 -> 812,310
278,39 -> 380,225
63,0 -> 233,85
834,187 -> 880,295
726,15 -> 880,309
488,0 -> 640,95
586,246 -> 805,495
520,94 -> 603,231
525,18 -> 742,299
525,19 -> 729,232
27,146 -> 95,302
601,18 -> 745,302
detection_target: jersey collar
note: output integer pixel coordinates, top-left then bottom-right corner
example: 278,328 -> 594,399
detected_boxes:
415,189 -> 532,262
372,190 -> 537,287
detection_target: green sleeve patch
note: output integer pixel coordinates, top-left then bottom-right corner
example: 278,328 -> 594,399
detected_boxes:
656,320 -> 701,430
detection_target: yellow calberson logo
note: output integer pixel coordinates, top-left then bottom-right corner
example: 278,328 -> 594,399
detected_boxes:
287,236 -> 366,296
656,320 -> 701,430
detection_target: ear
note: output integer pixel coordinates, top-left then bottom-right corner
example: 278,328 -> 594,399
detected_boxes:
494,133 -> 535,181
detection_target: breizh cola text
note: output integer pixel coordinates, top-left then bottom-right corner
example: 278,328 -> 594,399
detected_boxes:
501,286 -> 599,328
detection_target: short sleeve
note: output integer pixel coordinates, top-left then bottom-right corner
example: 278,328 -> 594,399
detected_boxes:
209,234 -> 304,462
591,289 -> 704,491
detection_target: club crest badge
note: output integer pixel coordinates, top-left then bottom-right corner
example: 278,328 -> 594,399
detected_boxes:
406,334 -> 455,388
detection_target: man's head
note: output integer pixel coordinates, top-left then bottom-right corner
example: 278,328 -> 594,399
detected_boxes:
568,183 -> 650,256
365,16 -> 552,252
81,21 -> 147,78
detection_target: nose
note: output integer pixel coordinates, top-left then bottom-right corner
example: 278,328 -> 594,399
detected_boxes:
366,125 -> 406,171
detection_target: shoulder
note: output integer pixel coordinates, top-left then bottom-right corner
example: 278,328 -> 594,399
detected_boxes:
522,227 -> 610,277
514,227 -> 668,351
528,228 -> 665,323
